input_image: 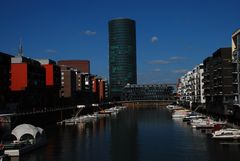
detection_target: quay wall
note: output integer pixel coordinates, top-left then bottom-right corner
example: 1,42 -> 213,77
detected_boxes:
10,108 -> 75,128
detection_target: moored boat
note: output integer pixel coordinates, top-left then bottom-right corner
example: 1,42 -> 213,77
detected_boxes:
212,128 -> 240,139
182,113 -> 205,122
172,109 -> 190,119
3,124 -> 46,157
191,118 -> 226,130
191,118 -> 214,129
166,105 -> 183,112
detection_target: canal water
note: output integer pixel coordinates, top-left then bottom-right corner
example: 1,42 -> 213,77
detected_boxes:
3,107 -> 240,161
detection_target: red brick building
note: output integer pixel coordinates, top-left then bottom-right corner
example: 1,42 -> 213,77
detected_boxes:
92,76 -> 106,103
59,65 -> 76,98
99,79 -> 106,103
58,60 -> 90,73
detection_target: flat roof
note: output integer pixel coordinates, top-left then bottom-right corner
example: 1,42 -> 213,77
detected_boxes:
232,28 -> 240,37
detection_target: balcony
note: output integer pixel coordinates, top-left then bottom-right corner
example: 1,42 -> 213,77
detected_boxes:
232,70 -> 238,74
217,66 -> 222,70
217,84 -> 223,87
202,79 -> 210,83
203,72 -> 210,76
232,91 -> 239,95
203,86 -> 210,90
233,80 -> 239,84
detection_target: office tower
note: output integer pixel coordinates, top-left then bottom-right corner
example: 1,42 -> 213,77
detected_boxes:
108,18 -> 137,100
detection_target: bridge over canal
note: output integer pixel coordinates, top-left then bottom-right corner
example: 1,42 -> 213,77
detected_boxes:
118,100 -> 175,108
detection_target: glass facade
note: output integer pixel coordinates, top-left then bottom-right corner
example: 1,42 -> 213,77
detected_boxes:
121,84 -> 174,101
109,18 -> 137,100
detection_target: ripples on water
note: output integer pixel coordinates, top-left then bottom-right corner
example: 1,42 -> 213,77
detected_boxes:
2,108 -> 240,161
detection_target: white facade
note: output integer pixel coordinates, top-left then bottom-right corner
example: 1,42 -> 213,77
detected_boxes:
177,64 -> 205,107
177,71 -> 192,106
196,64 -> 205,104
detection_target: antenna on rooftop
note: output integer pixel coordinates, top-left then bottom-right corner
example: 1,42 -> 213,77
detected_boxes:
18,38 -> 24,56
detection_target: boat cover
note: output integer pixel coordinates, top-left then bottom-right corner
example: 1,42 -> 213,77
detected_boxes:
11,124 -> 44,141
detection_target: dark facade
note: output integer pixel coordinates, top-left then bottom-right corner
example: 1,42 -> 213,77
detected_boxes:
58,60 -> 90,73
37,59 -> 61,108
121,84 -> 174,101
231,29 -> 240,120
203,48 -> 233,116
0,52 -> 12,110
10,56 -> 46,112
109,18 -> 137,100
79,73 -> 93,104
59,65 -> 76,98
92,77 -> 106,103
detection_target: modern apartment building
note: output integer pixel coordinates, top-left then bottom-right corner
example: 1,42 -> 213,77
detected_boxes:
11,56 -> 46,91
92,77 -> 106,103
178,71 -> 193,107
109,18 -> 137,100
191,64 -> 205,107
0,52 -> 12,109
59,65 -> 76,98
203,48 -> 233,116
232,29 -> 240,104
37,59 -> 61,88
37,59 -> 61,108
231,29 -> 240,120
177,64 -> 205,109
10,56 -> 46,111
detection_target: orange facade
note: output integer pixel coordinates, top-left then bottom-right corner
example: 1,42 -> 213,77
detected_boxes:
92,77 -> 97,93
92,77 -> 106,102
10,64 -> 28,91
99,80 -> 105,102
44,64 -> 54,86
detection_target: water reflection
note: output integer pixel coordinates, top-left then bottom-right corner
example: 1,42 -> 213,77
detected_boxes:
0,122 -> 11,139
1,108 -> 240,161
110,109 -> 138,161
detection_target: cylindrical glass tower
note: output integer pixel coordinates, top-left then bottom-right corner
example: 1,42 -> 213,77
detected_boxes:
108,18 -> 137,100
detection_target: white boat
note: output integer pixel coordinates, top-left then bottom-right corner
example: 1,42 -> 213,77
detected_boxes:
116,106 -> 127,110
191,118 -> 226,129
212,128 -> 240,139
166,105 -> 183,111
172,110 -> 190,119
3,124 -> 47,156
182,113 -> 206,122
57,106 -> 126,126
191,118 -> 214,128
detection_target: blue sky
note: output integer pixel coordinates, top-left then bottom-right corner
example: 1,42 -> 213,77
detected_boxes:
0,0 -> 239,84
